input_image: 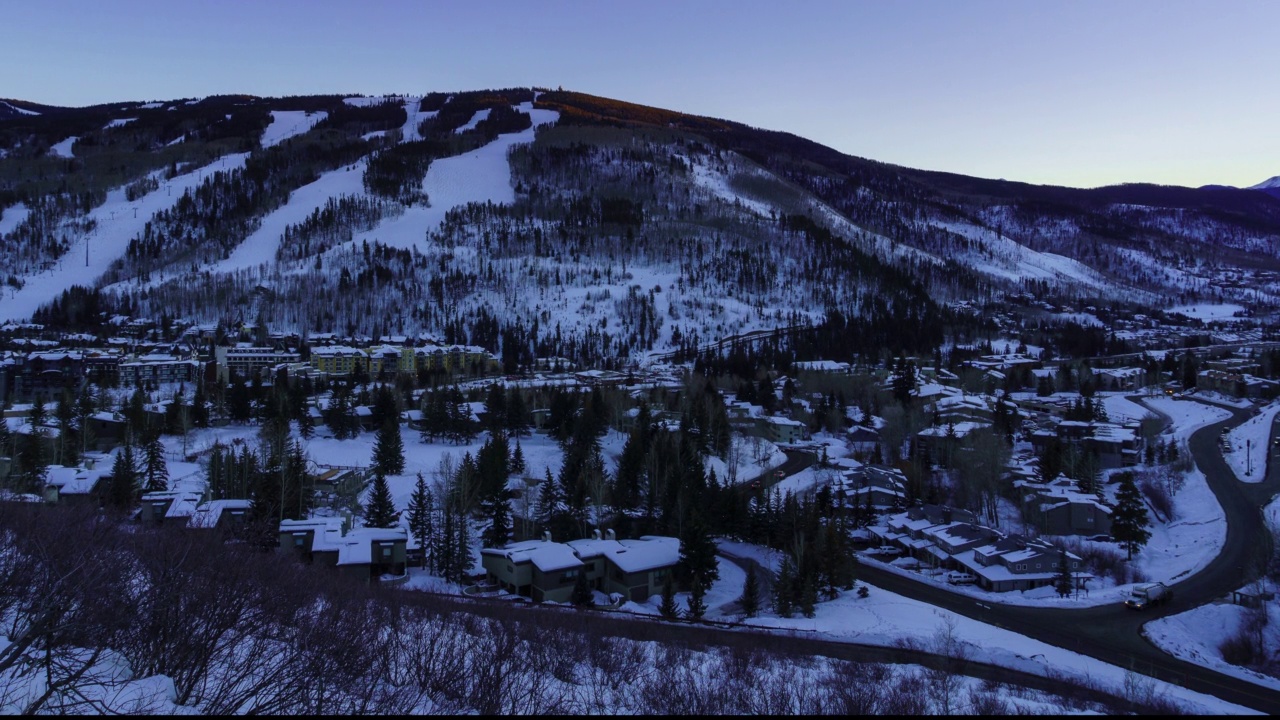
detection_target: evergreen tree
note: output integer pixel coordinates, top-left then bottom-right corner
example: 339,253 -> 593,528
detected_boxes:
141,432 -> 169,492
227,373 -> 252,423
452,504 -> 473,582
506,387 -> 530,438
1054,548 -> 1074,598
659,575 -> 679,619
510,439 -> 526,477
107,444 -> 139,511
740,564 -> 760,618
483,382 -> 507,435
773,556 -> 795,618
0,416 -> 11,463
372,418 -> 406,476
15,400 -> 50,494
798,571 -> 818,618
406,473 -> 435,568
678,514 -> 719,594
571,570 -> 594,608
685,577 -> 708,620
480,489 -> 512,548
536,466 -> 563,538
364,471 -> 398,528
191,379 -> 210,428
54,391 -> 79,468
1111,472 -> 1151,560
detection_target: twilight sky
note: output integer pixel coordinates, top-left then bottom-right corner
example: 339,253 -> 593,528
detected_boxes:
2,0 -> 1276,189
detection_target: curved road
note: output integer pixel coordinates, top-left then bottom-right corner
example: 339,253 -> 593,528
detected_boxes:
856,397 -> 1280,713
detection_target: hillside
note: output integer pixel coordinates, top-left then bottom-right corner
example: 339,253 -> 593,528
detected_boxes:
2,88 -> 1279,365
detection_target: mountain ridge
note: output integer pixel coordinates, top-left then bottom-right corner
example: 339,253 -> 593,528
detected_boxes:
1,87 -> 1277,365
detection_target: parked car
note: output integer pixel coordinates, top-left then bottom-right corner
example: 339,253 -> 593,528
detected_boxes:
944,571 -> 977,585
1085,534 -> 1113,543
864,545 -> 902,557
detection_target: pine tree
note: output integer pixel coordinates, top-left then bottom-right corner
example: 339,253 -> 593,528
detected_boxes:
659,574 -> 679,619
571,570 -> 594,608
740,564 -> 760,618
773,556 -> 795,618
481,490 -> 512,548
107,444 -> 139,511
1111,472 -> 1151,560
142,432 -> 169,492
798,572 -> 818,618
453,505 -> 473,582
364,471 -> 398,528
1054,548 -> 1074,598
506,387 -> 530,438
372,418 -> 406,476
483,382 -> 507,435
406,473 -> 435,568
685,576 -> 707,620
510,440 -> 526,476
15,400 -> 50,494
679,514 -> 719,594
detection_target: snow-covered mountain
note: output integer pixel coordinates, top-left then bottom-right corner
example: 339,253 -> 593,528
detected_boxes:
2,88 -> 1279,364
1250,176 -> 1280,190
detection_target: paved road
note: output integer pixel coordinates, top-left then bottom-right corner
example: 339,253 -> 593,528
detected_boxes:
855,397 -> 1280,713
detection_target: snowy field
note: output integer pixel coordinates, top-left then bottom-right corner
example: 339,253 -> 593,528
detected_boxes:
1169,303 -> 1246,321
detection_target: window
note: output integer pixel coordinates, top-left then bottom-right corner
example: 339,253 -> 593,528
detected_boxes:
1035,563 -> 1041,570
560,569 -> 580,583
653,568 -> 668,582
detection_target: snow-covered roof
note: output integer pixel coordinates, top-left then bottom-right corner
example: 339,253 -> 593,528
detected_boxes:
187,499 -> 252,528
335,527 -> 407,566
485,538 -> 585,572
612,536 -> 681,573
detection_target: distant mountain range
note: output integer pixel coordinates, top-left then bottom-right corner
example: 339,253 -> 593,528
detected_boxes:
1,88 -> 1278,361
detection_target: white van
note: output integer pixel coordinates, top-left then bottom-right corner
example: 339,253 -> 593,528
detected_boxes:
945,571 -> 977,585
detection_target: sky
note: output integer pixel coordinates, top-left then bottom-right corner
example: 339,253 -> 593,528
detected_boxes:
2,0 -> 1277,190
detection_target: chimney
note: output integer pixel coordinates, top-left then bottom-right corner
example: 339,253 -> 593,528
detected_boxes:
543,531 -> 551,543
592,529 -> 601,540
605,528 -> 616,541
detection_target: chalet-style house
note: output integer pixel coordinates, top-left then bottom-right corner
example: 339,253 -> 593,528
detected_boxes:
481,531 -> 680,603
278,517 -> 408,582
869,504 -> 1089,593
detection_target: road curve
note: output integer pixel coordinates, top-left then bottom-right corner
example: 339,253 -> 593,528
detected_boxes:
856,397 -> 1280,713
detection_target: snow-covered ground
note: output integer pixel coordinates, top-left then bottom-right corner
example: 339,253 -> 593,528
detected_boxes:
453,108 -> 491,134
136,392 -> 1277,712
0,153 -> 250,322
1224,399 -> 1280,483
329,103 -> 558,255
260,110 -> 327,149
0,202 -> 30,236
1169,303 -> 1246,321
49,135 -> 78,157
396,97 -> 437,142
213,160 -> 368,274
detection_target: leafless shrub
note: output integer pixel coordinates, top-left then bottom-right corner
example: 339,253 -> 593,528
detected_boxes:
818,661 -> 895,714
967,684 -> 1014,714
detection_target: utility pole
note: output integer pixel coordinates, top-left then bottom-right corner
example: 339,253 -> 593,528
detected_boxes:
1248,439 -> 1253,477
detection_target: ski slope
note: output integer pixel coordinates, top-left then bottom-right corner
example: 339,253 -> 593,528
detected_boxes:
260,110 -> 328,149
49,136 -> 78,158
337,104 -> 558,253
0,203 -> 30,236
214,160 -> 369,273
0,154 -> 250,322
